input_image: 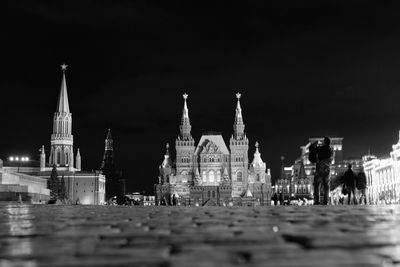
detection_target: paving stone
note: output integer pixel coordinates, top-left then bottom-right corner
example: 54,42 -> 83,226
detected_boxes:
1,203 -> 400,266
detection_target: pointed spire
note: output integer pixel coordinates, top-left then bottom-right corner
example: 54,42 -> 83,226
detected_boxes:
41,145 -> 45,155
235,92 -> 243,123
56,64 -> 70,113
75,148 -> 81,171
106,128 -> 112,140
233,92 -> 245,139
179,93 -> 192,140
105,129 -> 113,151
161,143 -> 172,168
245,185 -> 253,197
252,141 -> 264,166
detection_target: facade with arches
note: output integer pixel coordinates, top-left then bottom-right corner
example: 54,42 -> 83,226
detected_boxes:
155,93 -> 272,206
363,132 -> 400,204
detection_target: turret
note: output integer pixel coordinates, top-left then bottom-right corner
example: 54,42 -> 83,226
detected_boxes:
75,148 -> 81,171
40,145 -> 46,171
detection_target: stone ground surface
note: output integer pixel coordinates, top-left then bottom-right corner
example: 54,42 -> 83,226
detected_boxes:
0,204 -> 400,267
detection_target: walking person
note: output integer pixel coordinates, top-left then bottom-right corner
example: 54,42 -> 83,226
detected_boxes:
343,164 -> 357,205
309,137 -> 333,205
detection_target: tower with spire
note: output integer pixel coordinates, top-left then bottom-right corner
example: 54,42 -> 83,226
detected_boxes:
101,129 -> 114,174
49,64 -> 74,169
100,129 -> 120,201
229,92 -> 249,197
174,93 -> 195,189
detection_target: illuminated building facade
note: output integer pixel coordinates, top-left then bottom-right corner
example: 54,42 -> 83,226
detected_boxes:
363,132 -> 400,204
155,93 -> 272,206
3,65 -> 105,205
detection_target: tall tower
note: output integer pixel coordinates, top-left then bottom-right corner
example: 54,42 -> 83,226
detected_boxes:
101,129 -> 115,176
49,64 -> 74,168
230,93 -> 249,197
175,93 -> 195,184
101,129 -> 121,201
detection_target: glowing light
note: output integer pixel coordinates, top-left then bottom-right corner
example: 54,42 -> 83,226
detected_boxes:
15,157 -> 19,161
9,157 -> 14,161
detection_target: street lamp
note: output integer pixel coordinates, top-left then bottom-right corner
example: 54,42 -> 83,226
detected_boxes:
8,156 -> 30,171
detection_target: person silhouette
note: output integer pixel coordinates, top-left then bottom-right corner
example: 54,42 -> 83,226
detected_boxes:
309,137 -> 333,205
357,171 -> 367,205
343,164 -> 357,205
272,192 -> 278,206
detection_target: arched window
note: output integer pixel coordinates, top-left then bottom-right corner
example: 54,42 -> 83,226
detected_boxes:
237,172 -> 242,182
216,170 -> 221,182
65,152 -> 69,165
202,171 -> 207,182
256,173 -> 260,182
56,149 -> 61,165
207,191 -> 211,198
209,170 -> 215,182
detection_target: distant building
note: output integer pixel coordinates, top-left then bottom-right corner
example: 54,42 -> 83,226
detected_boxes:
155,93 -> 272,206
124,193 -> 155,206
275,137 -> 364,203
363,132 -> 400,204
3,65 -> 105,205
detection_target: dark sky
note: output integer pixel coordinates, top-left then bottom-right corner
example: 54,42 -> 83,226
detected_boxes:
2,1 -> 400,193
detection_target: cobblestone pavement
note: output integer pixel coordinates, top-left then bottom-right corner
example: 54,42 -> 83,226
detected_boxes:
0,204 -> 400,267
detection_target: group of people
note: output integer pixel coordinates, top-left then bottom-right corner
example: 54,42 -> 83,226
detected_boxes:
272,137 -> 367,206
309,137 -> 367,205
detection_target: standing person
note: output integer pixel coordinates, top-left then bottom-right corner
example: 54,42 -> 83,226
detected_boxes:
343,164 -> 357,205
279,192 -> 284,205
309,137 -> 333,205
357,171 -> 367,205
272,192 -> 278,206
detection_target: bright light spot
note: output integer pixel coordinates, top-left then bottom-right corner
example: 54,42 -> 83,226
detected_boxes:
272,226 -> 279,232
9,157 -> 14,161
15,157 -> 19,161
26,157 -> 29,161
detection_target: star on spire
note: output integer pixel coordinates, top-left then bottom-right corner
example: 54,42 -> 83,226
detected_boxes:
183,93 -> 188,100
60,64 -> 68,71
236,92 -> 241,99
255,141 -> 259,148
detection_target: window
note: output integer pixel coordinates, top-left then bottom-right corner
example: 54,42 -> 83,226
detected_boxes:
256,173 -> 260,182
209,170 -> 215,182
65,152 -> 69,164
212,191 -> 215,198
237,172 -> 242,182
56,150 -> 61,165
207,191 -> 211,198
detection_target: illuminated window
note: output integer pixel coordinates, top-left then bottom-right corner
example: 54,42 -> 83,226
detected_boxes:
237,172 -> 242,182
209,170 -> 215,182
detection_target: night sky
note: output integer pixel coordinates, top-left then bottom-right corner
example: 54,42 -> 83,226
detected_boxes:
3,1 -> 400,193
